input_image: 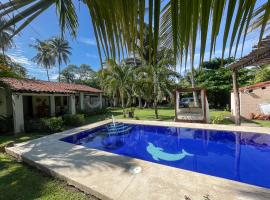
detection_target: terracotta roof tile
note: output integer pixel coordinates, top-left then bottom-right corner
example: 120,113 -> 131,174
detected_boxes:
0,78 -> 103,94
239,81 -> 270,92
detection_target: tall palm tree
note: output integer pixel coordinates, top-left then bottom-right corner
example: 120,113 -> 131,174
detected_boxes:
49,37 -> 71,82
31,39 -> 55,81
0,18 -> 14,56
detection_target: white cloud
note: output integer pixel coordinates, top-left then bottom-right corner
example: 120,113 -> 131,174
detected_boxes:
78,37 -> 96,46
7,44 -> 59,81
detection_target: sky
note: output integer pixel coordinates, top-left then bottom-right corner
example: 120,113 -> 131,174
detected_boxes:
7,2 -> 99,80
5,1 -> 266,81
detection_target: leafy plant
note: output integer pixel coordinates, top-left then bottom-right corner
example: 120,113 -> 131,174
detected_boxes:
40,117 -> 63,133
63,114 -> 85,126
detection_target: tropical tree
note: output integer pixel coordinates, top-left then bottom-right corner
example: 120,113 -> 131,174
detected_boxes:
60,64 -> 100,88
2,0 -> 270,68
99,60 -> 133,111
0,18 -> 14,56
49,37 -> 71,82
0,54 -> 27,78
251,65 -> 270,84
31,39 -> 55,81
60,64 -> 77,83
135,64 -> 179,118
180,57 -> 253,109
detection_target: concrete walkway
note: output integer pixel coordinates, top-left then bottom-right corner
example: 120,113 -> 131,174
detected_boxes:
6,120 -> 270,200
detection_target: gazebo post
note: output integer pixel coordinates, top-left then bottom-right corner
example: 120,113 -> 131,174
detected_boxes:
232,69 -> 241,125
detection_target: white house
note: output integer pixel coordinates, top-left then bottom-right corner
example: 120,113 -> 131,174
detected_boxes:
0,77 -> 104,134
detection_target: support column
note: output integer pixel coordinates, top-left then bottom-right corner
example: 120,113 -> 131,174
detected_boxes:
99,93 -> 103,109
50,96 -> 55,116
12,94 -> 24,134
232,69 -> 241,126
69,95 -> 76,114
79,92 -> 84,111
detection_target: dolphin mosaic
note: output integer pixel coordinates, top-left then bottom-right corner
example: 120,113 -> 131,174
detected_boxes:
146,142 -> 193,161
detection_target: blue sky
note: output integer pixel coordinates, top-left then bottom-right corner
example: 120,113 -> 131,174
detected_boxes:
6,1 -> 264,80
7,2 -> 99,80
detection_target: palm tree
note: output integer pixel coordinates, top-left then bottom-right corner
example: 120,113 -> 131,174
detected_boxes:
2,0 -> 270,69
100,60 -> 133,112
0,18 -> 14,62
49,37 -> 71,82
135,63 -> 179,119
31,39 -> 55,81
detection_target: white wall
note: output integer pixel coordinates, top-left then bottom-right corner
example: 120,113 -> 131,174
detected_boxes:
230,92 -> 235,116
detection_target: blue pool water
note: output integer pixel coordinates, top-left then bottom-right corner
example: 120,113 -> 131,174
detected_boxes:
61,123 -> 270,188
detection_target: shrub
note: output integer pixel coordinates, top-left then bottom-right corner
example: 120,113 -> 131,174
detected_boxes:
63,114 -> 85,126
40,117 -> 63,133
78,108 -> 107,116
0,115 -> 13,133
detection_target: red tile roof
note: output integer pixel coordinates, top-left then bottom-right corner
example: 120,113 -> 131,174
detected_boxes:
0,78 -> 103,94
239,80 -> 270,92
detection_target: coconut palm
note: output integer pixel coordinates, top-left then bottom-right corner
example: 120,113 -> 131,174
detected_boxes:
2,0 -> 270,68
0,18 -> 14,56
100,60 -> 133,111
49,37 -> 71,82
135,63 -> 179,119
31,39 -> 55,81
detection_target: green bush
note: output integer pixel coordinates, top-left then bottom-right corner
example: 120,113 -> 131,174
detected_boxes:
0,115 -> 13,133
63,114 -> 85,126
40,117 -> 63,133
78,108 -> 107,117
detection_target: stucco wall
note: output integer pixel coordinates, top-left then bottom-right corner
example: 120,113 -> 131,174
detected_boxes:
231,86 -> 270,118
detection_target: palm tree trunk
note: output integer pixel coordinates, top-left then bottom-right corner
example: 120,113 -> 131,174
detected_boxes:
232,69 -> 241,125
154,99 -> 158,119
58,60 -> 61,82
46,68 -> 50,81
121,91 -> 125,108
138,96 -> 142,108
153,70 -> 159,119
144,101 -> 147,108
190,67 -> 199,107
121,92 -> 125,117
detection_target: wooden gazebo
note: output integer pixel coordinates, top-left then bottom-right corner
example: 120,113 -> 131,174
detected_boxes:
228,36 -> 270,125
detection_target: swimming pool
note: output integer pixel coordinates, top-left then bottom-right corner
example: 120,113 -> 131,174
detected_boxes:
61,123 -> 270,189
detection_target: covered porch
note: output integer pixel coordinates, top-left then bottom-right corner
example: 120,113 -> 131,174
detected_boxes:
0,78 -> 103,134
228,35 -> 270,125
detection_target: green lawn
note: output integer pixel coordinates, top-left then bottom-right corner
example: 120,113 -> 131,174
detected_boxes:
0,153 -> 94,200
1,107 -> 270,200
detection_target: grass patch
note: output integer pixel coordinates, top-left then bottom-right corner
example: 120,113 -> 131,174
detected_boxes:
0,153 -> 94,200
252,120 -> 270,127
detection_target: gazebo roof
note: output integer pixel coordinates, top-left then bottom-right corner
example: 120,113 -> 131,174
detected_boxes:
228,35 -> 270,70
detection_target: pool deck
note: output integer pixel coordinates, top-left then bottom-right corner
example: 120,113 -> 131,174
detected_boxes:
6,120 -> 270,200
